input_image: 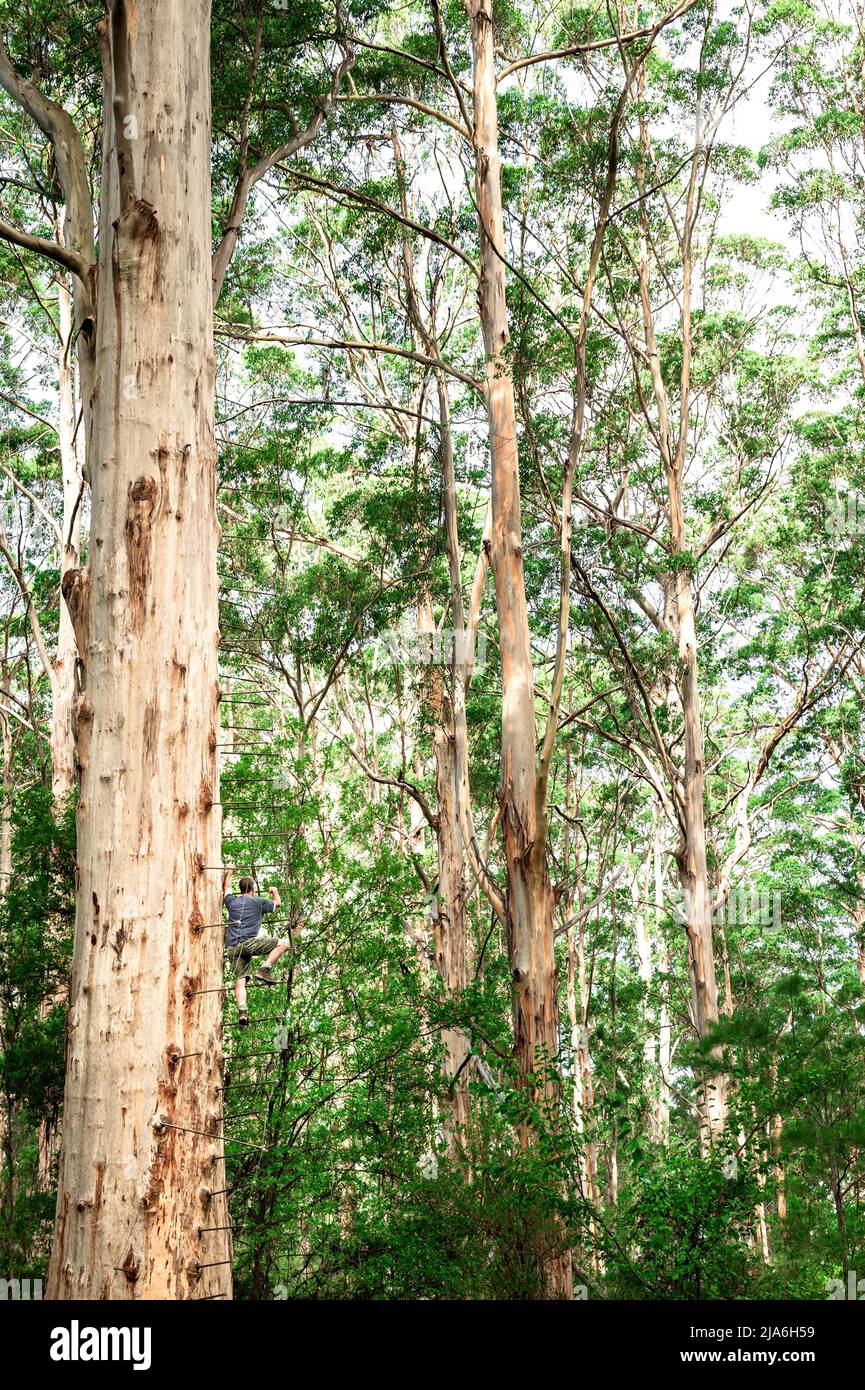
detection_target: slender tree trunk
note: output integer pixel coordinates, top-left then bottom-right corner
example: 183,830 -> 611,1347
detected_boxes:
414,583 -> 471,1151
575,909 -> 599,1200
465,0 -> 569,1295
829,1156 -> 849,1282
37,268 -> 84,1190
670,551 -> 727,1138
633,870 -> 661,1142
0,669 -> 10,1196
854,892 -> 865,993
755,1148 -> 771,1264
432,699 -> 470,1150
635,86 -> 727,1141
0,664 -> 11,889
562,753 -> 597,1205
466,0 -> 561,1117
565,932 -> 586,1146
48,1 -> 228,1299
392,126 -> 472,1152
653,817 -> 671,1144
430,384 -> 472,1150
655,360 -> 725,1141
843,814 -> 865,990
718,917 -> 734,1018
769,1056 -> 787,1224
50,269 -> 83,805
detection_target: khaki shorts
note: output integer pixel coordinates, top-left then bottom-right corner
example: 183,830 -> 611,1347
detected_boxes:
226,934 -> 282,979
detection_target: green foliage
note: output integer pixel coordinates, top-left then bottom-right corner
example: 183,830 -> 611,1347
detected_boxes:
0,786 -> 75,1276
3,0 -> 865,1303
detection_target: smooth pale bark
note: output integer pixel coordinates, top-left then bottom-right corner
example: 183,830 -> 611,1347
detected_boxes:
668,508 -> 727,1137
653,822 -> 671,1144
465,0 -> 570,1295
566,923 -> 600,1201
773,1115 -> 787,1223
50,270 -> 83,804
636,106 -> 727,1139
769,1054 -> 787,1224
561,747 -> 599,1206
466,0 -> 561,1110
392,127 -> 472,1149
632,867 -> 664,1142
37,274 -> 82,1188
48,1 -> 227,1299
756,1171 -> 770,1263
432,702 -> 470,1148
575,910 -> 600,1197
407,538 -> 471,1156
432,384 -> 471,1149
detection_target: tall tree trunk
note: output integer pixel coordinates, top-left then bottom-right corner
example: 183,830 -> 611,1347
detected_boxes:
829,1155 -> 849,1283
432,381 -> 471,1152
392,126 -> 472,1152
562,747 -> 598,1208
636,94 -> 726,1139
466,0 -> 560,1118
633,869 -> 661,1142
50,267 -> 83,805
48,1 -> 228,1299
466,0 -> 569,1296
0,663 -> 11,889
0,667 -> 11,1199
414,585 -> 471,1150
432,698 -> 470,1150
769,1055 -> 787,1224
37,267 -> 84,1190
653,816 -> 671,1144
668,525 -> 726,1137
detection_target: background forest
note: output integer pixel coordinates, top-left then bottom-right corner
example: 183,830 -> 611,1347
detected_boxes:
2,0 -> 865,1301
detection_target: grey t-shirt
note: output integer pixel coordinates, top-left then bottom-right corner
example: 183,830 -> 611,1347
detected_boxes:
224,893 -> 275,947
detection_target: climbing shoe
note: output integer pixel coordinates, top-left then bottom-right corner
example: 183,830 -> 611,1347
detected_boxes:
237,1008 -> 250,1027
253,965 -> 278,986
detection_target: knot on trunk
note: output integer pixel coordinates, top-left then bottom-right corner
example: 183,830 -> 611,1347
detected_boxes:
61,565 -> 91,660
129,475 -> 158,506
115,198 -> 160,243
124,476 -> 158,631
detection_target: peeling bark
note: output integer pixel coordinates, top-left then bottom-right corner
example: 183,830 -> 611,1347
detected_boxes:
466,0 -> 570,1295
47,1 -> 228,1300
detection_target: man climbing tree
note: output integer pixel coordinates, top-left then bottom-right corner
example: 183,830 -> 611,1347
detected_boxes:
221,866 -> 291,1027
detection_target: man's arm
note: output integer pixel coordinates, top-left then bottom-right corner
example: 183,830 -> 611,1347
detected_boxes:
222,865 -> 235,898
267,885 -> 281,909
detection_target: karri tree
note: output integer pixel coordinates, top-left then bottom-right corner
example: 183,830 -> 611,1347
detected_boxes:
0,0 -> 355,1299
